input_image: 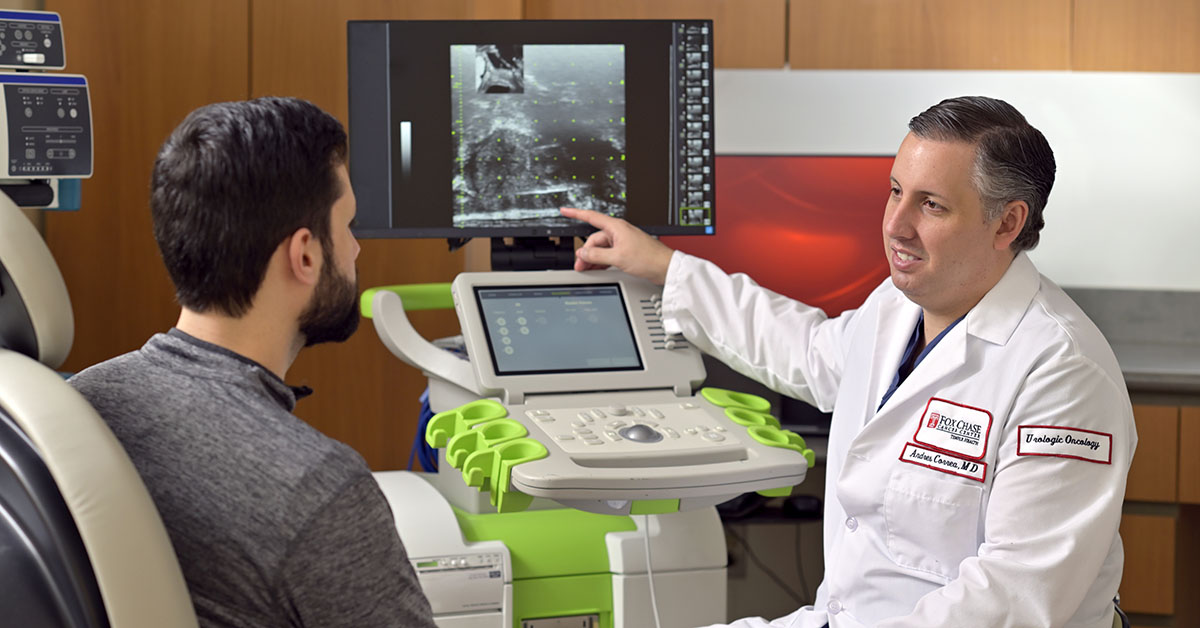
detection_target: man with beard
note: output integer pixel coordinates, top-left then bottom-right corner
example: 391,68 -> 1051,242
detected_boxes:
69,98 -> 436,628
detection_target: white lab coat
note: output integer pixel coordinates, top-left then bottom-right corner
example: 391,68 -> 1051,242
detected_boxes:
663,251 -> 1136,628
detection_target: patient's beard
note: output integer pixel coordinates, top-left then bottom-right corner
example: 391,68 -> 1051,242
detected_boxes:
298,258 -> 360,347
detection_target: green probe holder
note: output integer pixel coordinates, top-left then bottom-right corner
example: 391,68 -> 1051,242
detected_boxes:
699,386 -> 817,497
427,399 -> 549,513
426,399 -> 509,449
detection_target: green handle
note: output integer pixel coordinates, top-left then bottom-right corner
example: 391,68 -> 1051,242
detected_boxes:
360,283 -> 454,318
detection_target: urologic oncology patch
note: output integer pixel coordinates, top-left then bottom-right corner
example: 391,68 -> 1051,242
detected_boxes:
913,397 -> 993,460
1017,425 -> 1113,464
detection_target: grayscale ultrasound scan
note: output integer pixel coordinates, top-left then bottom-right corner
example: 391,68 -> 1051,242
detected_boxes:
451,43 -> 627,230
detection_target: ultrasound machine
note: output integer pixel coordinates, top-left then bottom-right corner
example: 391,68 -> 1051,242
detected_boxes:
347,20 -> 815,628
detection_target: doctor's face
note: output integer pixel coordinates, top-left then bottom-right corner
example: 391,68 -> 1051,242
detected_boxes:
883,133 -> 1011,320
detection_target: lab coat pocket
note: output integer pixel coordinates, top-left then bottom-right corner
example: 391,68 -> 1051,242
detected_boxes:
883,468 -> 983,580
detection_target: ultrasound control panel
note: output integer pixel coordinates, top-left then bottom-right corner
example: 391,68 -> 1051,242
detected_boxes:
524,400 -> 749,466
0,73 -> 92,178
496,386 -> 811,514
0,10 -> 66,71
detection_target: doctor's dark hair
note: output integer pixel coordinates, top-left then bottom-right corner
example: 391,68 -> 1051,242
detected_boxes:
908,96 -> 1055,251
150,97 -> 348,317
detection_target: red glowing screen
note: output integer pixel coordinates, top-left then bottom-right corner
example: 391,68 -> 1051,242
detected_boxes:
661,155 -> 895,317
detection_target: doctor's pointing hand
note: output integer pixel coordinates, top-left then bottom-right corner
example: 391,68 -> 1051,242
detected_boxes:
562,96 -> 1136,628
559,206 -> 674,285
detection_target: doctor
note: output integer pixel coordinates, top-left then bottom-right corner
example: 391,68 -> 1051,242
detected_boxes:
562,96 -> 1136,627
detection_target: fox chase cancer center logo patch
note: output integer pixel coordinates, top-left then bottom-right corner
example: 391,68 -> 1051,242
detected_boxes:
1017,425 -> 1112,464
914,397 -> 993,460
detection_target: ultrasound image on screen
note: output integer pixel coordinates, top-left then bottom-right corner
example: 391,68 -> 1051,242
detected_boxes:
451,44 -> 627,230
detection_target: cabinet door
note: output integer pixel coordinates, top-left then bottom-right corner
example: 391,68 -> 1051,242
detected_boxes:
525,0 -> 787,68
1074,0 -> 1200,72
1124,405 -> 1178,502
1180,407 -> 1200,504
788,0 -> 1071,70
1119,513 -> 1176,615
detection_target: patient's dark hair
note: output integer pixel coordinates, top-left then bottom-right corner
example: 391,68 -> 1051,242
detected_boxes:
150,97 -> 347,316
908,96 -> 1055,251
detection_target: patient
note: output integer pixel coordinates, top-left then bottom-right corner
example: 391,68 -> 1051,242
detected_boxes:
70,97 -> 436,628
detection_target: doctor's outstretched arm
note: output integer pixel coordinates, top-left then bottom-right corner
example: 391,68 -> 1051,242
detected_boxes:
560,207 -> 674,284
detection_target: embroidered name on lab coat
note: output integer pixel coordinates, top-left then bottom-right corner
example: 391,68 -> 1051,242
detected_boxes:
899,443 -> 987,482
1017,426 -> 1113,464
913,397 -> 993,460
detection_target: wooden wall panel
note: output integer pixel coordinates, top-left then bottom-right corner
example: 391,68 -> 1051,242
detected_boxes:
1074,0 -> 1200,72
1125,405 -> 1179,502
789,0 -> 1071,70
43,0 -> 250,372
524,0 -> 787,68
250,0 -> 521,470
1181,407 -> 1200,504
1120,513 -> 1176,615
1177,506 -> 1200,626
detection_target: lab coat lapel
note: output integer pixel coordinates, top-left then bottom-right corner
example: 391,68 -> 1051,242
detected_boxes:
880,319 -> 968,417
964,252 -> 1041,348
867,292 -> 922,421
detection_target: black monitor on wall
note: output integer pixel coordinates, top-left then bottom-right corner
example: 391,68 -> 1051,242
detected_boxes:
347,20 -> 715,241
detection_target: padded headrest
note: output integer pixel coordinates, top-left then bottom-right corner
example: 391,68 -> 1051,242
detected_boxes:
0,193 -> 73,368
0,349 -> 198,628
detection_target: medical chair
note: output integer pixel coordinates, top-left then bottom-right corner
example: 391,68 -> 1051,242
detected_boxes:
0,196 -> 197,627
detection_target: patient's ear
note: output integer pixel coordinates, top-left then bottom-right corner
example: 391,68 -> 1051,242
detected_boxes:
285,228 -> 321,287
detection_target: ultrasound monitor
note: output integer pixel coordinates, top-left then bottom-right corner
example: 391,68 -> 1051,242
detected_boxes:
347,20 -> 715,240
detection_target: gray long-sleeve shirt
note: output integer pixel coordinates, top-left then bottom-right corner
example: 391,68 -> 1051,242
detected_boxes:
69,329 -> 436,628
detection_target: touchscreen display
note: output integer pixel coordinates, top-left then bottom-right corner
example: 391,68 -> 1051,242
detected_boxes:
474,284 -> 643,375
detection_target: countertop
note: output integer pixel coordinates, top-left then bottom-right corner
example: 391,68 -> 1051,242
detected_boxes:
1066,287 -> 1200,394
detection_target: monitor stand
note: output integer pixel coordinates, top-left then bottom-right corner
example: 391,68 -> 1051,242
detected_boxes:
489,237 -> 574,271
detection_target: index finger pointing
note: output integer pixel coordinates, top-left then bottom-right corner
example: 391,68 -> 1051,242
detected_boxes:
560,207 -> 618,231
